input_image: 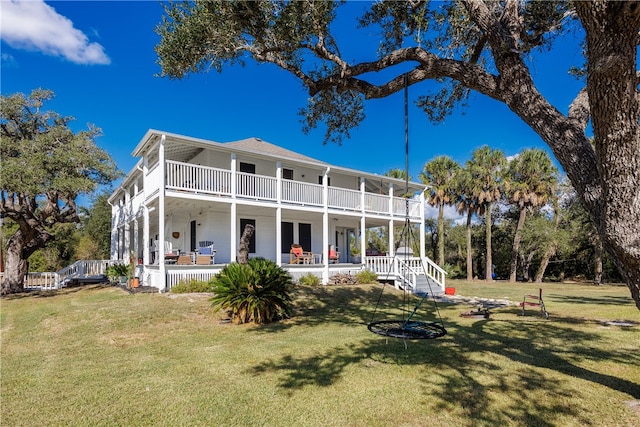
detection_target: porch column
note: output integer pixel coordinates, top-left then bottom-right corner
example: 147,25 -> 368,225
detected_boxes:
110,203 -> 118,260
133,217 -> 139,264
230,153 -> 237,262
158,134 -> 166,291
322,167 -> 330,284
276,207 -> 282,265
124,187 -> 131,261
388,183 -> 395,257
360,177 -> 366,262
133,178 -> 139,263
142,206 -> 149,265
142,157 -> 150,266
420,189 -> 426,259
276,162 -> 282,265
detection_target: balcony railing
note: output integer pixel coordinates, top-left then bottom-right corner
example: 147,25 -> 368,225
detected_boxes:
157,160 -> 421,219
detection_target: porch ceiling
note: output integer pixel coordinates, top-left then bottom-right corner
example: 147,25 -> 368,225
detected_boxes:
165,140 -> 204,163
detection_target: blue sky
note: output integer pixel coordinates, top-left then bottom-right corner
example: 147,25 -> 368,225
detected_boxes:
1,1 -> 584,204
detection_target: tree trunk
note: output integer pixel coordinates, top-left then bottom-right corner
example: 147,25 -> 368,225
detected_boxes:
485,204 -> 493,281
509,207 -> 527,282
571,2 -> 640,309
466,210 -> 473,281
437,203 -> 445,266
593,233 -> 603,285
1,233 -> 28,294
237,224 -> 254,265
520,251 -> 535,282
534,245 -> 556,283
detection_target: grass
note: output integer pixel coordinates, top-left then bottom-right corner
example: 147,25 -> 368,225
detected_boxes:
1,280 -> 639,426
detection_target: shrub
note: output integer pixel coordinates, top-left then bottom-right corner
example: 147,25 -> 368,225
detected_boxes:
356,269 -> 379,284
171,279 -> 213,293
297,273 -> 321,287
105,263 -> 131,282
210,258 -> 293,324
442,263 -> 463,279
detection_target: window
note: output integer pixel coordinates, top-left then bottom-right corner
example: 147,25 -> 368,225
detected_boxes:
318,175 -> 331,186
299,223 -> 311,252
239,162 -> 255,174
283,168 -> 294,180
240,218 -> 256,253
281,222 -> 294,251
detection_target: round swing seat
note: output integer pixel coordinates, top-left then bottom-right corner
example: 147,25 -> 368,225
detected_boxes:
368,320 -> 447,340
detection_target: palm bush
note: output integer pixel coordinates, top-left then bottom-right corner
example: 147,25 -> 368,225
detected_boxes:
210,258 -> 293,324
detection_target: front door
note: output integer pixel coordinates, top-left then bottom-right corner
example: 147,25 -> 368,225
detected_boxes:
190,220 -> 196,252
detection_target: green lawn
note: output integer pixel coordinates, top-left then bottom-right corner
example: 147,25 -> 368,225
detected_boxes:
1,280 -> 638,426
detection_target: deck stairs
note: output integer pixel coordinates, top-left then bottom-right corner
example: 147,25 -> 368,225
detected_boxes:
366,256 -> 446,296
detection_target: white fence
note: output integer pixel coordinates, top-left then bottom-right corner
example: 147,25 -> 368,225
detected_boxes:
0,260 -> 114,291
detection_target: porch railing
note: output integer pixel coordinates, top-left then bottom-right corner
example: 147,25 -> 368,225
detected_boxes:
364,256 -> 446,293
162,160 -> 422,219
0,259 -> 115,291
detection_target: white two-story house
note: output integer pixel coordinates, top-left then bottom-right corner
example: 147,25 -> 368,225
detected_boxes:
109,130 -> 445,292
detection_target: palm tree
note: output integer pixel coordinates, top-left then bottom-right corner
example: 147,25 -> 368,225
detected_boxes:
466,146 -> 506,281
384,168 -> 411,181
420,156 -> 460,266
506,149 -> 559,282
453,166 -> 483,281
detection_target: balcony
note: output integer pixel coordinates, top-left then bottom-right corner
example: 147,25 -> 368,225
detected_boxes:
134,160 -> 422,219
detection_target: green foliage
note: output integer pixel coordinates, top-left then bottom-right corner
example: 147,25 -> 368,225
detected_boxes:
442,263 -> 463,279
355,269 -> 378,284
105,263 -> 131,281
297,273 -> 321,287
171,279 -> 214,293
210,258 -> 293,324
80,192 -> 113,259
1,89 -> 121,292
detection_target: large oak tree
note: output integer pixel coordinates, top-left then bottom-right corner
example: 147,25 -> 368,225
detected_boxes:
0,89 -> 120,294
156,0 -> 640,308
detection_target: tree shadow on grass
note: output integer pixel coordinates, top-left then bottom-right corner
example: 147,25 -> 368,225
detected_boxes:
1,283 -> 112,300
247,285 -> 640,423
550,294 -> 634,306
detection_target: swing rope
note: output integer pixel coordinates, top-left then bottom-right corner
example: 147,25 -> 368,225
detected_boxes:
367,73 -> 447,341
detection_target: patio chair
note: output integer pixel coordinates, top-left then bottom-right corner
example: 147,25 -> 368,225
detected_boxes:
176,255 -> 192,265
328,245 -> 340,264
196,255 -> 213,265
290,244 -> 312,264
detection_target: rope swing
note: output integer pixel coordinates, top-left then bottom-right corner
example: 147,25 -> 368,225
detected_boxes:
367,73 -> 447,342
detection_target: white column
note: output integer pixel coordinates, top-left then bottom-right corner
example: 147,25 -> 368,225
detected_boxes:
124,187 -> 131,261
359,177 -> 366,262
276,207 -> 282,265
276,162 -> 282,265
322,167 -> 330,284
420,189 -> 426,259
142,157 -> 150,266
230,153 -> 237,262
158,134 -> 166,291
388,183 -> 395,257
110,202 -> 118,260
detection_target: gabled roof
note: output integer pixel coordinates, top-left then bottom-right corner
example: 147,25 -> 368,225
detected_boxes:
224,137 -> 326,165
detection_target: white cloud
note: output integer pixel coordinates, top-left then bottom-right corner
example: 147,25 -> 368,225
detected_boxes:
0,0 -> 110,65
